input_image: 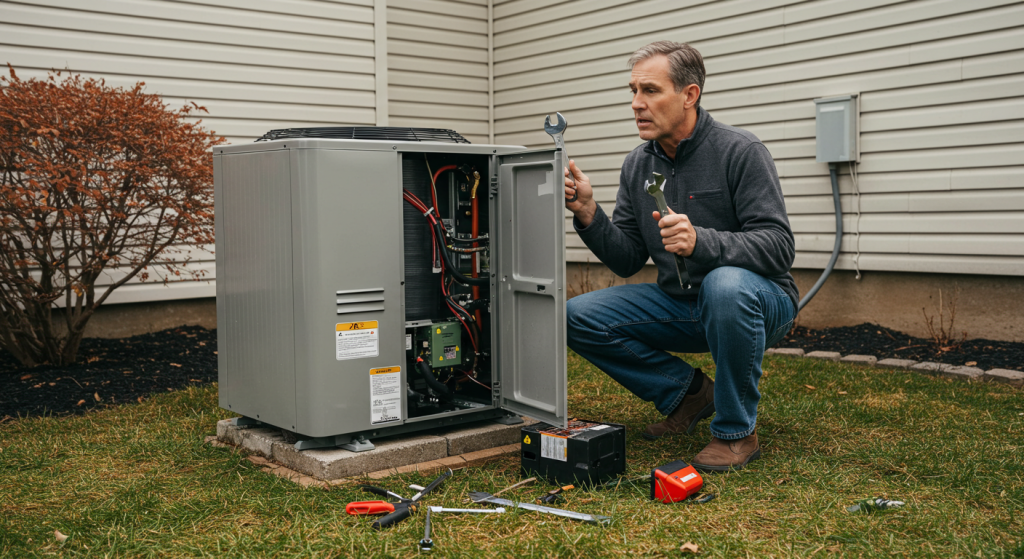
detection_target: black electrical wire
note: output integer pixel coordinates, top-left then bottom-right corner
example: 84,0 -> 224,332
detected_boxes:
461,299 -> 488,312
446,234 -> 489,245
447,245 -> 488,253
402,189 -> 489,287
415,357 -> 455,402
431,221 -> 490,286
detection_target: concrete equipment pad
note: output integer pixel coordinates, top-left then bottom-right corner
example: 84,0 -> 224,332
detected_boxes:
216,417 -> 532,481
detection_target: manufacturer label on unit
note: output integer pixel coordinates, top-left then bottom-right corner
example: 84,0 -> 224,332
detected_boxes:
540,433 -> 567,462
405,334 -> 412,351
369,366 -> 401,424
336,321 -> 379,361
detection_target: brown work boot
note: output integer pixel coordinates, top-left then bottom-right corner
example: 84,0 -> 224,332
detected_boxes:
642,369 -> 715,440
691,433 -> 761,473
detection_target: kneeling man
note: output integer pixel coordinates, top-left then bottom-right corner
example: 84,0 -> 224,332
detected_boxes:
564,41 -> 799,472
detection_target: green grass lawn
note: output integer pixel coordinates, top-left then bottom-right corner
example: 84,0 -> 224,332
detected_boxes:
1,353 -> 1022,558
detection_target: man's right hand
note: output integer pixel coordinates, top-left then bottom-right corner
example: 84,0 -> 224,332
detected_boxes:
564,159 -> 598,227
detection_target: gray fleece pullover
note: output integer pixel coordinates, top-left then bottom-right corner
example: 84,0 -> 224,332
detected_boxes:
574,106 -> 800,313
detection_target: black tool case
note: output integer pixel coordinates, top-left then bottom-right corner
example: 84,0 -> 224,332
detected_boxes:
520,420 -> 626,485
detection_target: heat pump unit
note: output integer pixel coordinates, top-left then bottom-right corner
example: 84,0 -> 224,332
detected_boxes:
213,128 -> 567,451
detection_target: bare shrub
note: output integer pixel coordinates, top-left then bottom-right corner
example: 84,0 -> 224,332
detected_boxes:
0,66 -> 224,366
922,284 -> 967,353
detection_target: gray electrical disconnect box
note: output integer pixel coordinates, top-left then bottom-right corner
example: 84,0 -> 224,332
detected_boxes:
814,94 -> 859,163
212,137 -> 568,451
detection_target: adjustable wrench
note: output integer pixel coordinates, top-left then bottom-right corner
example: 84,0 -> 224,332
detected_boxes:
645,172 -> 692,290
544,112 -> 577,203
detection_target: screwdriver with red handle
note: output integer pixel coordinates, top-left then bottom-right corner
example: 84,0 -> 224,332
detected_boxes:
346,468 -> 452,530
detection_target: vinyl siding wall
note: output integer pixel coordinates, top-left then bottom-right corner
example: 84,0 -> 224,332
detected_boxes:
386,0 -> 491,144
492,0 -> 1024,277
2,0 -> 1022,308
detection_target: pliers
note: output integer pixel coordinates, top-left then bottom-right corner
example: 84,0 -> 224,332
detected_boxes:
345,468 -> 452,530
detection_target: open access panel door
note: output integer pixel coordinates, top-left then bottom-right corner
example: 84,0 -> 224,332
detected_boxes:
495,149 -> 568,428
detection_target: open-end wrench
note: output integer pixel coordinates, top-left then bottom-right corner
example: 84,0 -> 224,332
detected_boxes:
645,172 -> 692,290
469,491 -> 611,525
544,112 -> 577,203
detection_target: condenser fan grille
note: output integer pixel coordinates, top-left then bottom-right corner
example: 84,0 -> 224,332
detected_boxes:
256,127 -> 471,143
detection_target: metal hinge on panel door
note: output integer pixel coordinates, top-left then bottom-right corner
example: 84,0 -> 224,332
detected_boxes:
489,175 -> 498,197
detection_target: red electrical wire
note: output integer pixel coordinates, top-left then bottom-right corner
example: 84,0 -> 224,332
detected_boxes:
458,371 -> 490,390
404,188 -> 441,276
405,187 -> 479,354
428,164 -> 457,217
441,271 -> 478,353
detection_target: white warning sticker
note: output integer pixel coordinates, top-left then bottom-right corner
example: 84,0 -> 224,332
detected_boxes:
369,366 -> 402,425
540,433 -> 567,462
336,321 -> 379,361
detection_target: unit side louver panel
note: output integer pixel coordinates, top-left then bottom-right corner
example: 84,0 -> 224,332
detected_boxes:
336,288 -> 385,315
256,127 -> 471,144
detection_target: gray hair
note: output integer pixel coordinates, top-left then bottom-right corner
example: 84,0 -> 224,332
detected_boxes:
627,41 -> 706,108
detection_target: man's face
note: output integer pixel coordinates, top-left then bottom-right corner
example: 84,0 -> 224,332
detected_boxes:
629,55 -> 695,145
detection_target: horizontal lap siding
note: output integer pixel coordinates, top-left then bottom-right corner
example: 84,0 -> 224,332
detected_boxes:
493,0 -> 1024,276
386,0 -> 490,143
0,0 -> 376,303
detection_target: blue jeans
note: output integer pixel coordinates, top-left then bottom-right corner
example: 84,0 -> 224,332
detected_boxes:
566,266 -> 795,440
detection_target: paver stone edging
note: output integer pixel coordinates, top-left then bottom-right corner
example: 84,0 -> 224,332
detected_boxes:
765,348 -> 1020,389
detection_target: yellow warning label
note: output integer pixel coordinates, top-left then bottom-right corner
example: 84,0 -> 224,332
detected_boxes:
337,321 -> 379,332
523,435 -> 531,445
370,366 -> 401,375
436,327 -> 441,334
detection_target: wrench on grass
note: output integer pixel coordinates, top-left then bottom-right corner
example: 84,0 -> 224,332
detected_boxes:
544,112 -> 577,203
645,172 -> 693,290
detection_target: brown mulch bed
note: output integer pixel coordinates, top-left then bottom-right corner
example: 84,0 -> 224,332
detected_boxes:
776,323 -> 1024,372
1,323 -> 1021,421
0,326 -> 216,421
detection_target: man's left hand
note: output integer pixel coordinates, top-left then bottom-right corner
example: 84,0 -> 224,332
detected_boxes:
653,207 -> 696,257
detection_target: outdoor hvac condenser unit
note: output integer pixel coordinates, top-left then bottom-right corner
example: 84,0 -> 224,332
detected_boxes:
213,128 -> 568,451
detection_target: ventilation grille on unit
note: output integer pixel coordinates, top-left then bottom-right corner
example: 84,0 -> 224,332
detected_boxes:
256,127 -> 471,144
337,288 -> 385,315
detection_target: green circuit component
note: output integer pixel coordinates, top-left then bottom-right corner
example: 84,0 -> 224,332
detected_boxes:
428,321 -> 462,368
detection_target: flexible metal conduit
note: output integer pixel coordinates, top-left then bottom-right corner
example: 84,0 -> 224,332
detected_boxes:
797,163 -> 842,312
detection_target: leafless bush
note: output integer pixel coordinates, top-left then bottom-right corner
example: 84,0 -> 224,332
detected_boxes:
922,284 -> 967,353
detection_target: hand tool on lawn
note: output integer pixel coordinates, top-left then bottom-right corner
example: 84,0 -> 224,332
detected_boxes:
469,491 -> 611,525
346,468 -> 453,530
428,506 -> 506,514
417,506 -> 505,552
847,497 -> 905,513
645,171 -> 692,289
536,484 -> 574,504
419,507 -> 433,552
544,112 -> 577,203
